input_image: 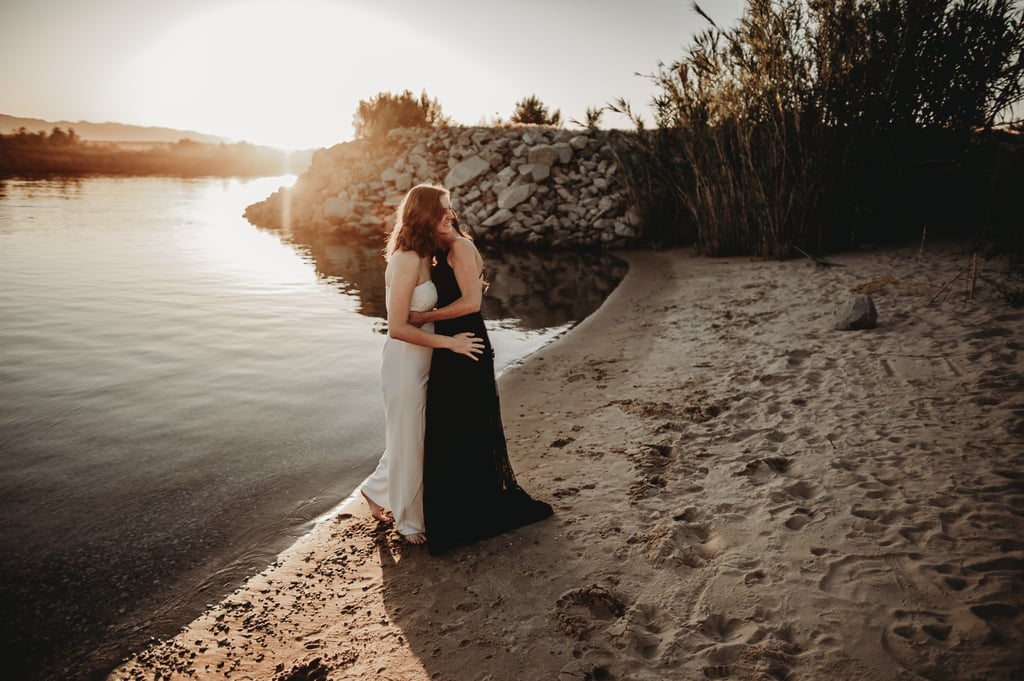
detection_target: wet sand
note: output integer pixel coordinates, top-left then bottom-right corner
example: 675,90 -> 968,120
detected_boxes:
110,243 -> 1024,680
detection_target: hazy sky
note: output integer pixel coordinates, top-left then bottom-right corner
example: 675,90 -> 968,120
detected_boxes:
0,0 -> 745,149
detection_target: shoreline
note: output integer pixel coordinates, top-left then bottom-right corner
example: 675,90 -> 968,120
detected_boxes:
301,319 -> 586,534
111,244 -> 1024,680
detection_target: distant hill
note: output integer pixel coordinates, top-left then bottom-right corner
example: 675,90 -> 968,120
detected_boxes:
0,113 -> 230,144
0,116 -> 316,176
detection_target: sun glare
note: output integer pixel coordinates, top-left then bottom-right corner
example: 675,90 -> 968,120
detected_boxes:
104,0 -> 503,150
192,175 -> 315,287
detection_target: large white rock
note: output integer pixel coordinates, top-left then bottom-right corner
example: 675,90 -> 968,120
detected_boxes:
834,295 -> 878,330
551,142 -> 573,164
482,209 -> 514,227
323,196 -> 354,220
518,164 -> 551,182
486,151 -> 505,168
444,155 -> 490,188
406,153 -> 431,178
498,183 -> 537,210
614,221 -> 638,238
496,166 -> 517,185
569,135 -> 589,150
394,173 -> 413,192
528,144 -> 558,166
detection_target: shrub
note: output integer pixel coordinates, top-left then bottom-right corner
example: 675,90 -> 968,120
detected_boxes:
570,107 -> 605,130
612,0 -> 1024,256
352,90 -> 449,141
510,95 -> 563,126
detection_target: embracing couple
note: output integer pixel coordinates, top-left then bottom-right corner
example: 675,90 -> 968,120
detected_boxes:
360,183 -> 553,556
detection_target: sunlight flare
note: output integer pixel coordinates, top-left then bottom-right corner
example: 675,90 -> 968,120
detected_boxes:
190,176 -> 315,286
104,0 -> 505,150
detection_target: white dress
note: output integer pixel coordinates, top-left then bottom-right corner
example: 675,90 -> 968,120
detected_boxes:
361,280 -> 437,537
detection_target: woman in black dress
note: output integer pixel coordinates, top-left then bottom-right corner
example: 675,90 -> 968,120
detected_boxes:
410,199 -> 553,556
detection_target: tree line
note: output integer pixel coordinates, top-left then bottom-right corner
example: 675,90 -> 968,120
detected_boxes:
351,91 -> 565,141
0,127 -> 310,177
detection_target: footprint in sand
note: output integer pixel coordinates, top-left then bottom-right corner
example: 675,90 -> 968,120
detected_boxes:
968,603 -> 1022,646
734,642 -> 799,681
684,612 -> 797,679
632,508 -> 720,568
555,585 -> 626,640
784,508 -> 815,530
785,480 -> 825,501
769,480 -> 825,506
786,348 -> 811,366
921,562 -> 973,592
275,657 -> 332,681
557,649 -> 616,681
702,664 -> 731,678
624,442 -> 680,501
859,479 -> 898,500
606,603 -> 671,660
743,567 -> 767,585
881,609 -> 962,678
951,555 -> 1024,647
627,474 -> 668,502
850,498 -> 934,549
816,549 -> 994,669
734,456 -> 795,485
697,613 -> 766,647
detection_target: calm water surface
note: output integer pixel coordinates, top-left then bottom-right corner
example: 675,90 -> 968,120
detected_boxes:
0,175 -> 625,680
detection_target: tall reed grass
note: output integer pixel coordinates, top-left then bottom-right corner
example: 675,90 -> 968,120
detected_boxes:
611,0 -> 1024,256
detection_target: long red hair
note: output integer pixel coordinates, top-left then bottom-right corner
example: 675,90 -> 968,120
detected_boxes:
385,184 -> 450,259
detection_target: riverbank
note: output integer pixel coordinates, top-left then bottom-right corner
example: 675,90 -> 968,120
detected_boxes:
110,243 -> 1024,680
0,130 -> 312,176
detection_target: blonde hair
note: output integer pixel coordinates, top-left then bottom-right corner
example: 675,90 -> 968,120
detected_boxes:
385,184 -> 450,259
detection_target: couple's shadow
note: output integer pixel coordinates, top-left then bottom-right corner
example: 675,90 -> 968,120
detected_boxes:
371,509 -> 572,679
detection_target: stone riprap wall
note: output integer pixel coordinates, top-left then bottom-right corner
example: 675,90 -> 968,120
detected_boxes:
244,126 -> 641,248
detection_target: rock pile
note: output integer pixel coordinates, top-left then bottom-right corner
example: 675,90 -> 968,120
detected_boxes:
244,125 -> 642,249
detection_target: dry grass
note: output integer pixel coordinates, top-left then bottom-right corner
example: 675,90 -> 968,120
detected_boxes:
610,0 -> 1024,257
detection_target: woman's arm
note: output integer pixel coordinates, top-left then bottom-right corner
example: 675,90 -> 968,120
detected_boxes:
386,250 -> 483,359
413,238 -> 484,325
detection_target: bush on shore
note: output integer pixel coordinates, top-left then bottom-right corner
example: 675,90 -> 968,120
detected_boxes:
352,90 -> 449,143
610,0 -> 1024,257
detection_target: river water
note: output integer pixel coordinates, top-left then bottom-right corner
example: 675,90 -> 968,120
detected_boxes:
0,175 -> 626,680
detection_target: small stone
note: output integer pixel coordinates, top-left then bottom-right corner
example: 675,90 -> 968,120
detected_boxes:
834,294 -> 878,330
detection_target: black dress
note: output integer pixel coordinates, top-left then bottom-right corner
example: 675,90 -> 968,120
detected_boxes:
423,250 -> 553,555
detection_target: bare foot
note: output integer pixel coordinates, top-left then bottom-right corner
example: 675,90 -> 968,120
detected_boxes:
403,532 -> 427,545
361,491 -> 392,524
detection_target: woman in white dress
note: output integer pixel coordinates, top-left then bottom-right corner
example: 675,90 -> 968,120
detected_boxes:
360,184 -> 483,544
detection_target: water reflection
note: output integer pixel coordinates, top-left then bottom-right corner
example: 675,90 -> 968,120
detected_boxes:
0,174 -> 85,200
282,233 -> 629,328
0,173 -> 626,681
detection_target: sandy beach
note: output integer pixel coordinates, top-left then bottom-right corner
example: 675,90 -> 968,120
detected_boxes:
110,243 -> 1023,681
